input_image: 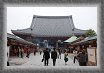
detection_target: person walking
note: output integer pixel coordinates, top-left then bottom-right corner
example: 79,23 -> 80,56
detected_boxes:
39,49 -> 42,55
73,55 -> 77,63
64,50 -> 68,65
20,48 -> 24,58
7,61 -> 10,66
34,48 -> 36,55
77,50 -> 88,66
58,48 -> 62,59
26,48 -> 30,58
51,48 -> 57,66
73,50 -> 78,63
17,47 -> 20,57
7,53 -> 10,66
43,48 -> 50,66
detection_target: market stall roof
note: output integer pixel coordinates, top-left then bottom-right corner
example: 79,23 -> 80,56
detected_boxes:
80,36 -> 97,43
7,33 -> 36,46
12,15 -> 86,37
72,36 -> 97,45
64,35 -> 77,43
71,36 -> 84,43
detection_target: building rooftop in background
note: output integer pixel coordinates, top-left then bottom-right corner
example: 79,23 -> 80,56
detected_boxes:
11,15 -> 86,37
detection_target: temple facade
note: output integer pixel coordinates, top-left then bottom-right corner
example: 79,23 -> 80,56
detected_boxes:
12,15 -> 86,48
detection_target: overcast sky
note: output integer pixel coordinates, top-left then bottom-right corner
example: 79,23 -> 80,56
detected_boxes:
7,7 -> 97,34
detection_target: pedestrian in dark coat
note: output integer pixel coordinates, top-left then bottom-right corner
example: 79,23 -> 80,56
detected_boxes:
7,53 -> 10,66
77,50 -> 88,66
7,61 -> 10,66
51,48 -> 57,66
43,48 -> 50,66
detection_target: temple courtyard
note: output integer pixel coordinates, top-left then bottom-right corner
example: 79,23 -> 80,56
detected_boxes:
9,52 -> 79,66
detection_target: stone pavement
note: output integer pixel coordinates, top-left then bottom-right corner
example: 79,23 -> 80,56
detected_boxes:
9,56 -> 30,66
9,52 -> 79,66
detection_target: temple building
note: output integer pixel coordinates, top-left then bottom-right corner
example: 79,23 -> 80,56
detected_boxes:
11,15 -> 86,48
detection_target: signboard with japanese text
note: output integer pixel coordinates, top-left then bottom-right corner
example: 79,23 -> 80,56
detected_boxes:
87,47 -> 96,63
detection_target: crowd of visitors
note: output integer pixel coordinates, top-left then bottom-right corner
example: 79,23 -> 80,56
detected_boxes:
42,48 -> 63,66
41,47 -> 88,66
74,49 -> 88,66
7,46 -> 88,66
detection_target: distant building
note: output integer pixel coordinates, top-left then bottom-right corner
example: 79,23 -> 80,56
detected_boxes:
12,15 -> 86,48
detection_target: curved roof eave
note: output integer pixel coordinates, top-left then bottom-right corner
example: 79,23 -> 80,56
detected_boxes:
74,28 -> 87,34
11,28 -> 32,35
7,33 -> 36,46
11,28 -> 86,37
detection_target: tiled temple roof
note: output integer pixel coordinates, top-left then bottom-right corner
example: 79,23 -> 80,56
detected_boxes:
12,15 -> 86,37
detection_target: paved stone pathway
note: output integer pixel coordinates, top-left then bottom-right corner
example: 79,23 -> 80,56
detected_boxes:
9,52 -> 79,66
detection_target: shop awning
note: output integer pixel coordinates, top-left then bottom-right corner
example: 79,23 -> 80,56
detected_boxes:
7,33 -> 36,46
64,35 -> 77,43
71,36 -> 97,45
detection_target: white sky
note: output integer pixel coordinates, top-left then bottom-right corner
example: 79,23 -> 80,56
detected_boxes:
7,7 -> 97,34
